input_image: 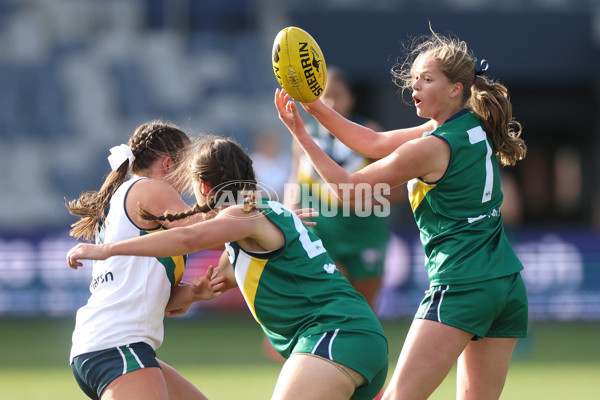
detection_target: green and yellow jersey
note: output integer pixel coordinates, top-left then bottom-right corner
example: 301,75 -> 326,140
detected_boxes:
225,198 -> 385,358
408,110 -> 523,285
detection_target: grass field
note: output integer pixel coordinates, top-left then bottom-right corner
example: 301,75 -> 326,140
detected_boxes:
0,315 -> 598,399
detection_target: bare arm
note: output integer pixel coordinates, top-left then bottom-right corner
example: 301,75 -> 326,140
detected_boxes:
128,178 -> 204,229
284,140 -> 303,209
300,94 -> 434,158
165,265 -> 225,316
275,90 -> 449,201
66,207 -> 259,268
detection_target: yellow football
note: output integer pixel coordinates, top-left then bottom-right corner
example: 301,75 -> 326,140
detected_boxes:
272,26 -> 327,103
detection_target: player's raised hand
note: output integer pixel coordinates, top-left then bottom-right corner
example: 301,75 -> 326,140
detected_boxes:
275,88 -> 307,139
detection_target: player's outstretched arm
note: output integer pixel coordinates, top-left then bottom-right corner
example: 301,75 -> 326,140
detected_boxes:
300,95 -> 434,159
275,89 -> 352,188
66,209 -> 259,268
276,88 -> 441,201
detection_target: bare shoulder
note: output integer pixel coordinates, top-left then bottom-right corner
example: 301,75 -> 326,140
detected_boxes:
217,204 -> 264,221
411,135 -> 451,182
405,133 -> 449,155
128,178 -> 189,217
218,205 -> 285,252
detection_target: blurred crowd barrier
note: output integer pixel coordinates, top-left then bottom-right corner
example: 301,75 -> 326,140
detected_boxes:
1,227 -> 598,321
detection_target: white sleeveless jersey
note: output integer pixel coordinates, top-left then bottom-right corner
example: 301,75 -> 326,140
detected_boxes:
70,177 -> 186,363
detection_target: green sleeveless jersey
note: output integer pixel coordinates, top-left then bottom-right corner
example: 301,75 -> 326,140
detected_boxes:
408,110 -> 523,286
224,199 -> 385,358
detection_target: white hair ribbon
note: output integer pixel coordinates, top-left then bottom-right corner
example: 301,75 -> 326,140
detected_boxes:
107,144 -> 135,171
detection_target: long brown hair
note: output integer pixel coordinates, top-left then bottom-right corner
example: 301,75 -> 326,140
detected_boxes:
65,120 -> 190,241
140,135 -> 257,223
391,26 -> 526,166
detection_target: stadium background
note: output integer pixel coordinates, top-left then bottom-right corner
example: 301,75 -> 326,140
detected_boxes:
0,1 -> 599,399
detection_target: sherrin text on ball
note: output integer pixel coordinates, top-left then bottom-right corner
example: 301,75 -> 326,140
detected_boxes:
272,26 -> 327,103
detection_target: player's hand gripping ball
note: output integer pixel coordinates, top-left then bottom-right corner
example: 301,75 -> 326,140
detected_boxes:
272,26 -> 327,103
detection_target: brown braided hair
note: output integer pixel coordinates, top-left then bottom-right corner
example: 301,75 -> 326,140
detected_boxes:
140,135 -> 258,223
65,120 -> 190,241
391,25 -> 526,166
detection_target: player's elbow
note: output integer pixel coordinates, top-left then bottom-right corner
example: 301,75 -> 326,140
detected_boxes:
369,136 -> 397,159
331,180 -> 360,203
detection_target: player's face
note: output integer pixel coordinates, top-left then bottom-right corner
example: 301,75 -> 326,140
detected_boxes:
411,54 -> 457,122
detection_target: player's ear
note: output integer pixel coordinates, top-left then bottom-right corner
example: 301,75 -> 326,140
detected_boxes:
450,82 -> 463,98
200,180 -> 212,196
162,156 -> 173,174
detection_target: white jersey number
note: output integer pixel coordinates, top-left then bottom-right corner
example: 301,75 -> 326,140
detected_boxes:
268,201 -> 327,259
467,126 -> 493,203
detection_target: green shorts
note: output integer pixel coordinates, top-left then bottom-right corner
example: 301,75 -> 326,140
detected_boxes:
309,215 -> 388,280
292,329 -> 388,400
333,244 -> 387,280
415,273 -> 528,339
71,342 -> 160,399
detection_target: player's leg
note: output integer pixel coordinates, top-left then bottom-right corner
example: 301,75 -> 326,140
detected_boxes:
101,367 -> 169,400
350,277 -> 382,309
271,353 -> 364,400
158,359 -> 208,400
286,328 -> 388,400
456,337 -> 518,400
456,273 -> 527,399
381,319 -> 473,400
74,343 -> 171,400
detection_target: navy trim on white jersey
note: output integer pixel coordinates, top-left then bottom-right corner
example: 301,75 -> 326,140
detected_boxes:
122,177 -> 162,231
